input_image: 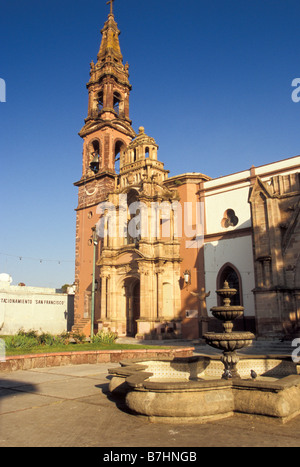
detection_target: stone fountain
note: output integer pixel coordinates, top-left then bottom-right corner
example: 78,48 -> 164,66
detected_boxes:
108,282 -> 300,424
203,281 -> 255,379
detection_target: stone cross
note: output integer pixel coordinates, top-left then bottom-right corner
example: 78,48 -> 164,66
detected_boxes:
106,0 -> 115,15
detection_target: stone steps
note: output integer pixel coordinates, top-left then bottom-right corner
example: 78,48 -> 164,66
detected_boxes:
71,318 -> 90,335
241,340 -> 296,354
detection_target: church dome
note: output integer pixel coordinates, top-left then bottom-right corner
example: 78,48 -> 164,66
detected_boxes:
129,127 -> 158,151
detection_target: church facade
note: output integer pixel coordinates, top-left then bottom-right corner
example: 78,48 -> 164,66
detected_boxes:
73,8 -> 300,340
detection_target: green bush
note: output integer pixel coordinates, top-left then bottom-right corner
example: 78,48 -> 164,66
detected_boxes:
91,330 -> 118,345
56,332 -> 71,345
72,332 -> 86,344
3,329 -> 118,352
4,330 -> 65,350
38,332 -> 56,346
17,329 -> 39,340
5,334 -> 38,350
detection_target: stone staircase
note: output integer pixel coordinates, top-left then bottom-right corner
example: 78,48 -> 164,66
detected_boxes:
71,317 -> 91,336
239,339 -> 297,355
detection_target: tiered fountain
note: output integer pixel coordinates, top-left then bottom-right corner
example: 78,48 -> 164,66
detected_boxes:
108,281 -> 300,423
204,281 -> 255,379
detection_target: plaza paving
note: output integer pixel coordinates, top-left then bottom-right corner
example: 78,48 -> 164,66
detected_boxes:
1,347 -> 300,447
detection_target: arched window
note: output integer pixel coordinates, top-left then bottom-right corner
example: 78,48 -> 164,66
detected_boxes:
91,140 -> 100,156
97,92 -> 103,113
115,140 -> 125,174
217,264 -> 242,306
89,140 -> 101,173
113,92 -> 121,115
145,147 -> 150,158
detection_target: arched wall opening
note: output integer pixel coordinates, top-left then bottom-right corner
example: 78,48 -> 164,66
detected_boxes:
217,263 -> 243,307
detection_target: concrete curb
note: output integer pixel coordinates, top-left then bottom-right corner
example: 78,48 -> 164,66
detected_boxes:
0,347 -> 195,373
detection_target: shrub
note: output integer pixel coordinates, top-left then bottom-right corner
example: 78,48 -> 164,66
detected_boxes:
5,334 -> 38,350
72,332 -> 86,344
38,332 -> 56,346
56,332 -> 71,345
91,330 -> 118,345
17,329 -> 39,340
3,329 -> 119,352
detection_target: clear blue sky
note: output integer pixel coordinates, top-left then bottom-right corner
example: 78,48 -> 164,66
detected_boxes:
0,0 -> 300,287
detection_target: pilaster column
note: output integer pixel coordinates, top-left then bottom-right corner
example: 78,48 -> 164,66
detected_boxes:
100,275 -> 107,320
263,257 -> 272,288
138,266 -> 148,319
156,265 -> 164,319
103,215 -> 109,248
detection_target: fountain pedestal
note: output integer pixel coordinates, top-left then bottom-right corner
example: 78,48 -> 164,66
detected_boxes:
203,281 -> 255,379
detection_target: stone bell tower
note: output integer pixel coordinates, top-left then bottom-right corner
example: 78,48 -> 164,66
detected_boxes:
73,5 -> 136,335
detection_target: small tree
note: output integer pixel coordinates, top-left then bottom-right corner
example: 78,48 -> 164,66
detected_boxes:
61,284 -> 71,294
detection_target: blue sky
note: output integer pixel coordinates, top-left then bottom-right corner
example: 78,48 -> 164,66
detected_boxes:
0,0 -> 300,287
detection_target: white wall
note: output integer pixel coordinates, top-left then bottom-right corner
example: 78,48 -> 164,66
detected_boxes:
0,283 -> 69,335
203,155 -> 300,236
204,236 -> 255,317
256,155 -> 300,178
202,155 -> 300,321
205,185 -> 251,234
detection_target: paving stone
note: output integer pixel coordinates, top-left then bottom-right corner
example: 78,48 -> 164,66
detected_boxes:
0,363 -> 300,447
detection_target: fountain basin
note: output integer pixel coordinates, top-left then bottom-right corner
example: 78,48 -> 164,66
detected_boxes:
211,306 -> 245,322
204,331 -> 255,352
108,355 -> 300,424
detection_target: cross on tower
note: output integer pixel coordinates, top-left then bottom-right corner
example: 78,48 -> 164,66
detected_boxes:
106,0 -> 115,15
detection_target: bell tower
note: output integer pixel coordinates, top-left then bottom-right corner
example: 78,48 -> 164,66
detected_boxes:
78,6 -> 135,179
73,3 -> 136,335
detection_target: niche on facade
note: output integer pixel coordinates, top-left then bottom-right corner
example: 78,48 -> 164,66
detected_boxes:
126,189 -> 140,244
163,282 -> 173,317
